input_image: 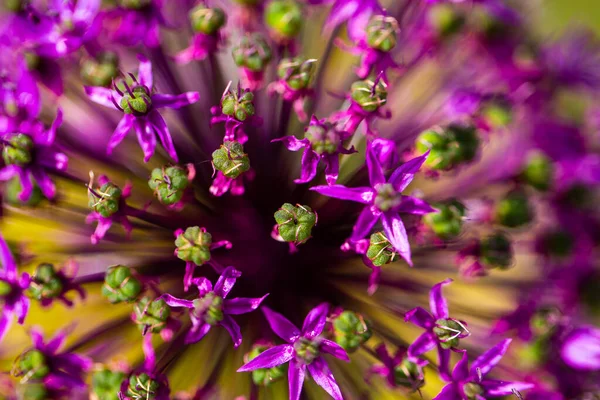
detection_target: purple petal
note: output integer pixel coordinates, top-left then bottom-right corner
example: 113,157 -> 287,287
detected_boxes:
262,307 -> 301,343
17,71 -> 41,118
481,379 -> 535,396
84,86 -> 118,108
381,211 -> 412,266
192,277 -> 213,297
152,92 -> 200,109
148,109 -> 178,161
366,144 -> 385,185
397,196 -> 436,215
0,165 -> 20,182
220,315 -> 242,347
324,0 -> 359,33
160,294 -> 194,309
133,118 -> 157,162
407,332 -> 437,358
137,55 -> 153,90
349,206 -> 379,242
213,267 -> 242,299
45,330 -> 67,354
223,294 -> 269,315
302,302 -> 329,339
320,339 -> 350,362
404,307 -> 435,328
430,279 -> 453,319
0,312 -> 13,342
471,339 -> 511,377
310,185 -> 375,204
237,344 -> 294,371
14,297 -> 29,324
307,357 -> 343,400
438,346 -> 452,382
369,138 -> 398,169
17,168 -> 33,202
37,59 -> 63,96
107,115 -> 134,155
185,323 -> 211,344
0,234 -> 17,279
42,108 -> 62,145
288,358 -> 306,400
389,152 -> 429,192
560,326 -> 600,370
295,148 -> 320,184
272,136 -> 310,152
452,350 -> 470,381
375,344 -> 394,367
31,169 -> 56,199
433,383 -> 460,400
323,154 -> 339,186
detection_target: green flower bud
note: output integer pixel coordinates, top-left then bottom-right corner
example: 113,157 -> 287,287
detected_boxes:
120,86 -> 152,115
393,358 -> 425,391
133,296 -> 171,334
423,200 -> 465,239
519,336 -> 549,368
17,383 -> 48,400
433,318 -> 468,350
24,52 -> 40,72
332,311 -> 372,352
88,182 -> 122,218
26,263 -> 63,301
175,226 -> 212,266
2,133 -> 34,166
366,232 -> 398,266
277,57 -> 316,91
521,152 -> 553,191
304,122 -> 339,155
222,89 -> 255,121
481,100 -> 512,129
415,125 -> 479,170
232,0 -> 260,4
148,165 -> 190,206
463,382 -> 484,400
102,265 -> 142,304
350,79 -> 387,113
189,5 -> 226,35
366,15 -> 398,52
495,190 -> 534,228
232,34 -> 272,72
480,231 -> 513,269
559,184 -> 592,209
118,0 -> 151,10
4,176 -> 44,207
246,343 -> 287,386
274,203 -> 317,245
374,183 -> 402,212
5,0 -> 25,12
92,368 -> 127,400
127,373 -> 160,400
13,350 -> 50,381
265,0 -> 303,39
81,52 -> 119,88
427,4 -> 465,38
530,307 -> 561,337
294,337 -> 319,365
193,292 -> 223,325
0,280 -> 13,297
212,141 -> 251,179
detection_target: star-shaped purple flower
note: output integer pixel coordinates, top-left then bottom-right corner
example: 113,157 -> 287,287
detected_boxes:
311,145 -> 434,265
237,303 -> 350,400
0,233 -> 30,342
84,55 -> 200,162
161,267 -> 268,347
103,0 -> 167,49
368,344 -> 427,390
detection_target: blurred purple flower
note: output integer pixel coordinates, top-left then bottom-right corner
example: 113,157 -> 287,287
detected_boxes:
308,0 -> 382,42
0,234 -> 30,342
560,326 -> 600,371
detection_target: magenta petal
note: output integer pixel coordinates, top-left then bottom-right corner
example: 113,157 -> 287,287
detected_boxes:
381,211 -> 412,266
107,114 -> 134,154
288,358 -> 306,400
438,346 -> 452,382
310,185 -> 374,204
133,118 -> 156,162
481,379 -> 535,396
31,169 -> 56,199
452,350 -> 470,381
389,151 -> 429,192
397,196 -> 436,215
0,312 -> 12,342
153,92 -> 200,109
223,294 -> 269,315
160,294 -> 194,309
185,323 -> 211,344
45,330 -> 67,354
84,86 -> 118,108
324,0 -> 358,33
307,357 -> 343,400
262,307 -> 301,343
471,339 -> 511,376
323,154 -> 339,186
0,165 -> 20,182
148,110 -> 178,162
220,315 -> 242,348
430,279 -> 453,319
407,332 -> 437,358
433,383 -> 461,400
213,267 -> 241,299
237,344 -> 294,371
349,206 -> 379,242
295,148 -> 320,184
17,168 -> 33,202
369,138 -> 397,169
405,307 -> 435,328
560,326 -> 600,370
366,145 -> 385,186
192,277 -> 213,297
137,54 -> 153,90
0,234 -> 17,279
272,136 -> 310,152
302,302 -> 329,339
14,297 -> 29,324
42,108 -> 62,145
320,339 -> 350,362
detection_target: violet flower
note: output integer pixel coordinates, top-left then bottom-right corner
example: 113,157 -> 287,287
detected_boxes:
45,0 -> 102,56
119,335 -> 170,400
84,55 -> 200,162
311,146 -> 434,265
237,303 -> 350,400
104,0 -> 167,48
0,233 -> 30,342
368,344 -> 427,391
560,326 -> 600,371
175,31 -> 224,64
307,0 -> 382,42
209,169 -> 255,197
0,71 -> 40,130
272,116 -> 356,185
433,339 -> 533,400
30,259 -> 86,308
161,267 -> 268,347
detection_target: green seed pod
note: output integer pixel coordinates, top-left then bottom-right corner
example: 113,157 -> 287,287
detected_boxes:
2,133 -> 34,166
433,319 -> 468,349
26,263 -> 64,301
232,34 -> 272,72
118,0 -> 152,10
189,5 -> 226,35
521,152 -> 553,191
374,183 -> 402,212
449,125 -> 479,163
304,122 -> 339,155
175,226 -> 213,266
393,357 -> 425,391
126,373 -> 160,399
148,165 -> 190,206
193,292 -> 224,325
274,203 -> 317,245
0,280 -> 13,297
81,52 -> 120,87
495,190 -> 534,228
13,350 -> 50,381
133,296 -> 171,334
4,176 -> 44,207
366,15 -> 398,52
265,0 -> 303,40
427,3 -> 465,38
212,141 -> 251,179
481,100 -> 512,128
423,200 -> 466,239
88,182 -> 122,218
463,382 -> 485,400
6,0 -> 25,12
246,343 -> 287,386
120,86 -> 152,115
415,125 -> 479,170
332,311 -> 372,352
92,368 -> 127,400
293,337 -> 320,365
480,231 -> 513,269
350,79 -> 387,113
102,265 -> 143,304
222,89 -> 256,121
17,383 -> 48,400
277,57 -> 316,91
366,232 -> 398,266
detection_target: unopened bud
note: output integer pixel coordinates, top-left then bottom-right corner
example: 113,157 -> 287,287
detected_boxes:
495,190 -> 533,228
88,182 -> 122,218
350,79 -> 387,113
277,57 -> 316,91
232,34 -> 272,72
331,311 -> 372,352
133,297 -> 171,334
212,141 -> 251,179
366,232 -> 398,266
102,265 -> 142,304
26,263 -> 63,301
480,231 -> 513,269
274,203 -> 317,245
366,15 -> 398,52
189,5 -> 226,35
175,227 -> 212,266
2,133 -> 34,166
148,165 -> 190,206
265,0 -> 303,40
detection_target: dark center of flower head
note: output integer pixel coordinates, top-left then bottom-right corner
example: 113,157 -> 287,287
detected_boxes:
2,133 -> 34,167
433,318 -> 470,349
305,124 -> 340,155
374,183 -> 402,212
463,382 -> 484,399
294,337 -> 320,365
193,292 -> 224,325
111,75 -> 152,116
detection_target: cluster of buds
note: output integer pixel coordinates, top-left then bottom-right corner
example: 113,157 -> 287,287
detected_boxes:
92,367 -> 127,400
148,164 -> 195,207
232,34 -> 272,89
273,203 -> 317,246
80,52 -> 120,87
423,200 -> 466,240
415,124 -> 480,171
26,263 -> 64,301
174,227 -> 213,267
264,0 -> 303,43
212,141 -> 251,179
366,232 -> 398,266
189,4 -> 226,35
329,310 -> 372,353
88,179 -> 122,218
102,265 -> 143,304
133,296 -> 171,335
494,190 -> 534,228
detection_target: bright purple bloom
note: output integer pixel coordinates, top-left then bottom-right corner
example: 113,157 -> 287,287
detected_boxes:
175,32 -> 224,64
272,116 -> 356,185
209,169 -> 255,197
45,0 -> 102,56
311,146 -> 434,265
368,344 -> 427,390
335,37 -> 401,84
84,55 -> 199,162
0,71 -> 40,130
433,339 -> 534,400
120,335 -> 170,399
103,0 -> 167,48
161,267 -> 268,347
0,234 -> 30,342
560,326 -> 600,371
307,0 -> 383,42
237,303 -> 350,400
405,279 -> 469,379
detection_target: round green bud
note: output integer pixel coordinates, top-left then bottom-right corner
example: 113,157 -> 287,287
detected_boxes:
81,52 -> 120,88
304,122 -> 339,155
495,190 -> 534,228
427,4 -> 465,38
294,337 -> 320,365
88,182 -> 122,218
374,183 -> 402,212
274,203 -> 317,245
350,79 -> 387,113
559,184 -> 592,209
127,373 -> 160,399
148,165 -> 189,206
423,200 -> 465,239
265,0 -> 303,39
118,0 -> 151,10
2,133 -> 34,166
277,57 -> 316,91
247,344 -> 287,386
366,15 -> 398,52
415,125 -> 479,170
530,307 -> 561,337
393,358 -> 425,391
480,231 -> 513,269
133,296 -> 171,334
193,292 -> 224,325
232,34 -> 272,72
481,100 -> 512,129
175,226 -> 212,266
26,263 -> 64,301
449,125 -> 479,162
102,265 -> 142,304
212,141 -> 251,179
18,384 -> 48,400
222,90 -> 255,121
463,382 -> 485,400
24,52 -> 40,72
332,311 -> 372,352
5,0 -> 25,12
0,280 -> 13,297
521,152 -> 553,191
120,86 -> 152,115
433,319 -> 468,350
189,5 -> 226,35
366,232 -> 398,266
4,176 -> 44,207
14,350 -> 50,381
92,368 -> 127,400
519,336 -> 549,368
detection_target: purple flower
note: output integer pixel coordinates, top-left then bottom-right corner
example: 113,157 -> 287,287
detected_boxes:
161,267 -> 268,347
33,259 -> 86,308
272,116 -> 356,185
0,109 -> 67,201
84,55 -> 199,162
405,279 -> 469,379
209,169 -> 254,197
119,335 -> 170,400
104,0 -> 167,48
237,303 -> 350,400
433,339 -> 533,400
368,344 -> 427,390
311,146 -> 434,265
560,326 -> 600,371
308,0 -> 383,42
0,234 -> 30,342
0,71 -> 40,129
175,32 -> 223,64
45,0 -> 102,56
